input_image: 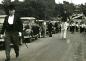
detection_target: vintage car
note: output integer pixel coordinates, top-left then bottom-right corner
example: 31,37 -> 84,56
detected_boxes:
20,17 -> 37,43
0,15 -> 6,50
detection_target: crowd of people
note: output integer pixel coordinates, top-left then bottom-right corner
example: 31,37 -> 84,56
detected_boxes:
69,21 -> 86,33
23,20 -> 86,40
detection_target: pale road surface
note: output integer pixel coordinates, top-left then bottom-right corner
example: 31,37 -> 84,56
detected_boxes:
0,32 -> 86,61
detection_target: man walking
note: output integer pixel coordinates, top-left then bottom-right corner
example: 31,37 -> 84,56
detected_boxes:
61,21 -> 69,39
61,10 -> 69,39
1,4 -> 23,61
47,21 -> 53,37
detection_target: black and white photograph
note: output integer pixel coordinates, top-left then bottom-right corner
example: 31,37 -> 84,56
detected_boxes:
0,0 -> 86,61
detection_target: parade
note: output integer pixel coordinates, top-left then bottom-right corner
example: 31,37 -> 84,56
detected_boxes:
0,0 -> 86,61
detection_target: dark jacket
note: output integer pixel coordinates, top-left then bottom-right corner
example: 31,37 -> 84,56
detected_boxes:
1,14 -> 23,34
62,13 -> 68,22
48,23 -> 53,31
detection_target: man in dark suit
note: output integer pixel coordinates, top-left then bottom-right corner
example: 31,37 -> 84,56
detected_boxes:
47,21 -> 53,37
1,4 -> 23,61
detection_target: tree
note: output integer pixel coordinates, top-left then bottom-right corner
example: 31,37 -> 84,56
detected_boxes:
63,1 -> 75,16
54,4 -> 64,17
2,0 -> 11,15
2,0 -> 55,19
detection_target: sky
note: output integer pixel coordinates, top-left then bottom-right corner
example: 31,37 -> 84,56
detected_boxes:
55,0 -> 86,5
0,0 -> 86,5
0,0 -> 24,4
0,0 -> 3,4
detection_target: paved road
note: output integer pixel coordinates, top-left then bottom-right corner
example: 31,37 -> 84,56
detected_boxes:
0,32 -> 86,61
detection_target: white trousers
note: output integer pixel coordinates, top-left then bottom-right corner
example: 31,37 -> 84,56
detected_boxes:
61,29 -> 67,39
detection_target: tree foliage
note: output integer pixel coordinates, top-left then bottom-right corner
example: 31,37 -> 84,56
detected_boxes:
1,0 -> 83,20
54,1 -> 75,17
16,0 -> 55,20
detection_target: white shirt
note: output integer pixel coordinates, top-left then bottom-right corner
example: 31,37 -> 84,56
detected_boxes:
61,22 -> 69,30
8,15 -> 14,25
81,24 -> 85,28
71,23 -> 75,26
76,24 -> 78,27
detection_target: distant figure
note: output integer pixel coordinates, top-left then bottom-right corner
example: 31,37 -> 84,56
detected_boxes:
75,22 -> 79,32
31,23 -> 40,39
84,24 -> 86,32
54,22 -> 58,33
61,21 -> 69,39
47,21 -> 53,37
41,21 -> 46,38
24,23 -> 31,36
70,21 -> 75,33
1,4 -> 23,61
80,22 -> 85,33
61,10 -> 69,39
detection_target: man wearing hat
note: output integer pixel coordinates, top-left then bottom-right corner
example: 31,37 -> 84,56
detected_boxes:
1,4 -> 23,61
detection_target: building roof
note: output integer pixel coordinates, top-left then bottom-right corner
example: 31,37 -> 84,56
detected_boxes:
20,17 -> 36,20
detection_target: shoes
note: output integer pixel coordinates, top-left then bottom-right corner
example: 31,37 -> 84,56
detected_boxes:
5,59 -> 10,61
16,52 -> 19,58
62,38 -> 67,40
